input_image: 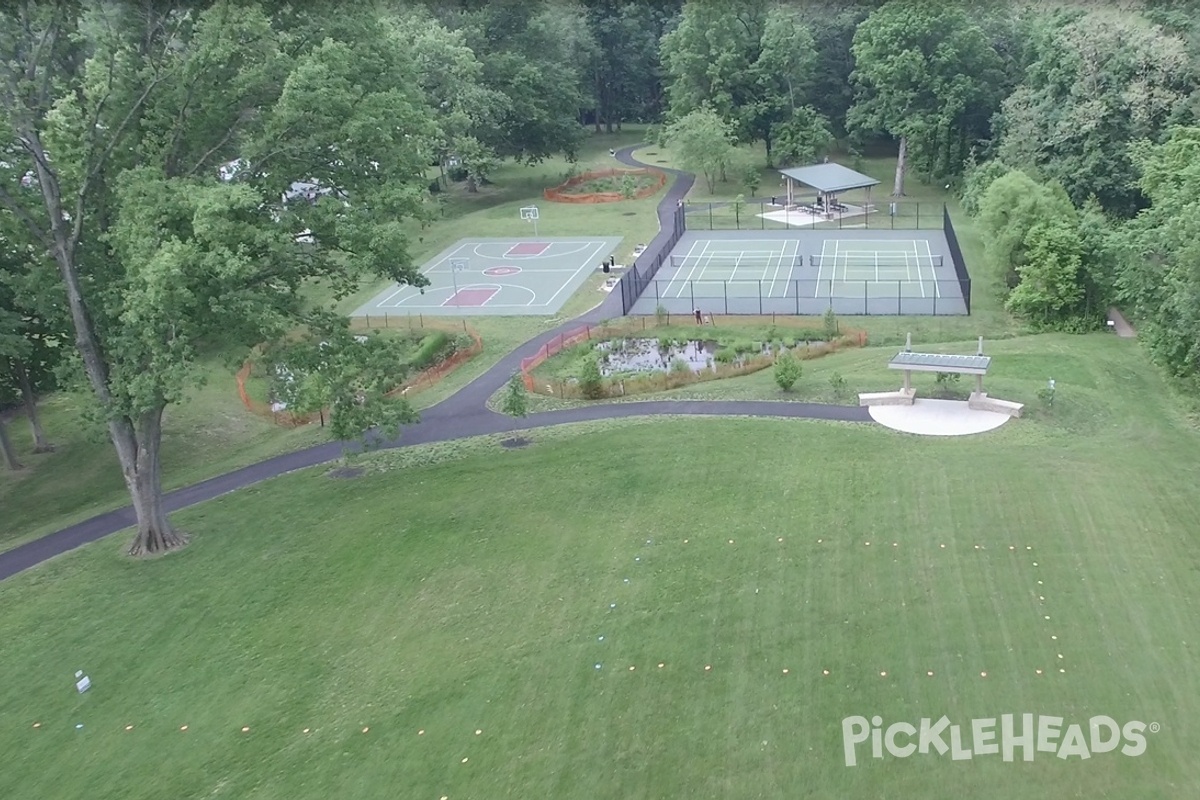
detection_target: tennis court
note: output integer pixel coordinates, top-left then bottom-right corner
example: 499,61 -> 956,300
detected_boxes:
353,237 -> 622,318
630,229 -> 968,316
813,238 -> 943,298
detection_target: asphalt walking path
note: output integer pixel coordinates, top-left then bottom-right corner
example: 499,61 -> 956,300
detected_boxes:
0,146 -> 874,583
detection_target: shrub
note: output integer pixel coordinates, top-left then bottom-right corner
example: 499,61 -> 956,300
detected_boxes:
829,371 -> 849,401
655,304 -> 668,326
669,358 -> 692,374
409,331 -> 451,370
774,353 -> 802,391
714,348 -> 735,364
447,165 -> 468,182
579,357 -> 605,399
1036,379 -> 1056,407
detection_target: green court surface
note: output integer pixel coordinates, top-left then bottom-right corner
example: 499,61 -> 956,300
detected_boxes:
631,230 -> 966,316
353,237 -> 622,318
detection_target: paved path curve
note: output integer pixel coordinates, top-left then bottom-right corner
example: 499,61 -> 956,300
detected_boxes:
0,146 -> 873,582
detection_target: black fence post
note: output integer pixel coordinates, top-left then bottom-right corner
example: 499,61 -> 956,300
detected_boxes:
760,204 -> 765,230
794,280 -> 799,315
723,281 -> 728,314
897,282 -> 902,316
864,281 -> 868,316
758,281 -> 763,315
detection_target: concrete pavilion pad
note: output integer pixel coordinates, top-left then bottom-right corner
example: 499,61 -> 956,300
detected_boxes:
869,398 -> 1013,437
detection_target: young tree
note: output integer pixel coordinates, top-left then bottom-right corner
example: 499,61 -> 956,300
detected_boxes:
502,372 -> 529,417
664,108 -> 735,193
773,352 -> 802,391
0,2 -> 438,555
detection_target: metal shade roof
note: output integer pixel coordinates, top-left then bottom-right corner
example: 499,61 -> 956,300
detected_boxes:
778,163 -> 880,193
888,351 -> 991,375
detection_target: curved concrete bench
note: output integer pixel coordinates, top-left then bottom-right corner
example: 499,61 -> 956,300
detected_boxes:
858,389 -> 916,407
969,393 -> 1023,417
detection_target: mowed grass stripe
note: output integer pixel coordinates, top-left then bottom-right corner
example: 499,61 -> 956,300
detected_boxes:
2,414 -> 1200,798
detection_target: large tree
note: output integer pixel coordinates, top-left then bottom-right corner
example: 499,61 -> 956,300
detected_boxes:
976,169 -> 1076,290
0,2 -> 437,554
847,0 -> 1005,195
448,0 -> 589,165
661,0 -> 822,164
0,210 -> 66,452
1114,126 -> 1200,380
582,0 -> 679,131
995,9 -> 1196,216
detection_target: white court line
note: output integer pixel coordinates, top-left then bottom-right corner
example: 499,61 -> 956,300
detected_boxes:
664,239 -> 702,299
782,239 -> 798,297
541,241 -> 607,308
730,250 -> 743,283
373,240 -> 474,307
768,241 -> 796,299
769,245 -> 783,297
910,243 -> 924,298
676,240 -> 711,298
815,238 -> 834,297
922,238 -> 941,298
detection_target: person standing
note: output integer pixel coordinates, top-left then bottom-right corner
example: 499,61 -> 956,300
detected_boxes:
694,308 -> 703,325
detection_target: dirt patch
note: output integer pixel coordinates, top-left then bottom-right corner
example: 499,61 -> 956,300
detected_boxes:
501,437 -> 531,449
327,466 -> 365,479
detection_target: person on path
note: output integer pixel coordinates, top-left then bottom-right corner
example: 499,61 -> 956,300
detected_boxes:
694,308 -> 703,325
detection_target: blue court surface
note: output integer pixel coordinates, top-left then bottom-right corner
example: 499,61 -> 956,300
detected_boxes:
353,237 -> 623,317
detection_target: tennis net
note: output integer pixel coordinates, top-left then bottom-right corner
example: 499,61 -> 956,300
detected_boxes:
670,254 -> 804,270
810,254 -> 943,269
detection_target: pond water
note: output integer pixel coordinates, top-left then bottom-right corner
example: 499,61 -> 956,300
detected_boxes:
594,338 -> 779,376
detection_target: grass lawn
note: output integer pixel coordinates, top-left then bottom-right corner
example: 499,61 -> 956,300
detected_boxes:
2,336 -> 1198,800
0,358 -> 329,553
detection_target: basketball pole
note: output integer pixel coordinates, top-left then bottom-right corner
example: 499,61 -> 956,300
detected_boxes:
448,258 -> 468,299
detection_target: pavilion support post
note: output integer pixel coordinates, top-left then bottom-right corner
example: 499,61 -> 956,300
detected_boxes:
903,370 -> 911,392
976,374 -> 983,395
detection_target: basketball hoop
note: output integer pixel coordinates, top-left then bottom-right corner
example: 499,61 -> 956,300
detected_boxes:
520,205 -> 539,236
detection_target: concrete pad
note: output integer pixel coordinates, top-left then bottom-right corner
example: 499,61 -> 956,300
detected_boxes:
868,398 -> 1012,437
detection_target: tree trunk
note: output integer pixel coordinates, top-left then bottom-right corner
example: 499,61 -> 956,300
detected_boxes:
892,135 -> 908,197
13,358 -> 53,452
0,418 -> 22,470
466,174 -> 478,193
594,66 -> 603,134
113,405 -> 186,556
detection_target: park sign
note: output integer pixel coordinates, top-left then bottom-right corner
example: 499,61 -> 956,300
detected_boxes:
841,713 -> 1157,766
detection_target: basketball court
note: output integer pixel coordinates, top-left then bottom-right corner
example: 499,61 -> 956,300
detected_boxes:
630,229 -> 966,316
353,236 -> 623,318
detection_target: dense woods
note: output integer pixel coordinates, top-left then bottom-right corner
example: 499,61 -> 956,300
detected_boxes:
4,0 -> 1200,548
